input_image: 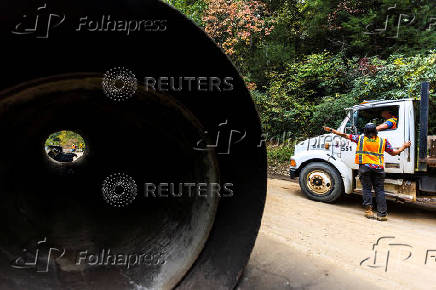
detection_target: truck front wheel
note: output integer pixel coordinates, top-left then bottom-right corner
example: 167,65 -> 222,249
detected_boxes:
299,162 -> 344,203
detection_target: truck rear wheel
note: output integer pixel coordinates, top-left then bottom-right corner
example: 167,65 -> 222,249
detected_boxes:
299,162 -> 344,203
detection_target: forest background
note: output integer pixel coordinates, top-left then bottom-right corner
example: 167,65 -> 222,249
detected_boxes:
165,0 -> 436,173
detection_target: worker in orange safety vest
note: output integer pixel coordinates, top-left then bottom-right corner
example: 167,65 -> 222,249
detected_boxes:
323,123 -> 410,221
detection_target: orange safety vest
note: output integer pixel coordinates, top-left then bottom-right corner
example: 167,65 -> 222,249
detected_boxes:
386,117 -> 397,129
355,135 -> 387,166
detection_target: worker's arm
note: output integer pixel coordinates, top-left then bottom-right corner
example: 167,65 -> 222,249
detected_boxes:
386,141 -> 411,156
322,126 -> 352,140
376,123 -> 389,131
377,118 -> 396,131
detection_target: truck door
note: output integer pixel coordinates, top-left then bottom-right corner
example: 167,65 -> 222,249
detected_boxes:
354,103 -> 406,173
375,104 -> 404,173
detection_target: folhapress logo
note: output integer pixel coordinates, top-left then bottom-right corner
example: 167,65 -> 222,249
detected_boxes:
10,237 -> 66,272
11,4 -> 167,39
11,3 -> 65,39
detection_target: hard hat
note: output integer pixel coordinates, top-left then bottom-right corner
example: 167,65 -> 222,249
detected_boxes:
364,123 -> 377,137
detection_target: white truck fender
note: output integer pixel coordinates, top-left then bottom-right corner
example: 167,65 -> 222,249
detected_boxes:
293,151 -> 354,194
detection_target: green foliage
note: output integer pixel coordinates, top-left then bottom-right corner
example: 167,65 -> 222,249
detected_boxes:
311,94 -> 358,131
255,52 -> 352,137
346,52 -> 436,101
245,0 -> 304,87
45,131 -> 85,149
201,0 -> 275,90
312,52 -> 436,133
267,144 -> 294,164
254,50 -> 436,140
163,0 -> 207,25
302,0 -> 436,57
164,0 -> 436,166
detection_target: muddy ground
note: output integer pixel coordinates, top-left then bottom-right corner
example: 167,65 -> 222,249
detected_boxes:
238,178 -> 436,290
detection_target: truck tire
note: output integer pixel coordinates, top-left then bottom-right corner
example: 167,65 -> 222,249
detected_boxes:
299,162 -> 344,203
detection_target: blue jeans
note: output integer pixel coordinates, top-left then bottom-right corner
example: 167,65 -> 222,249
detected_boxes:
358,164 -> 387,217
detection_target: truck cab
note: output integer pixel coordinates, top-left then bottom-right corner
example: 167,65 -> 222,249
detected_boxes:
338,99 -> 414,174
289,84 -> 436,206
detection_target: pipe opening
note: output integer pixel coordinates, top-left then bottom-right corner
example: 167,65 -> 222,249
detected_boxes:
44,130 -> 86,163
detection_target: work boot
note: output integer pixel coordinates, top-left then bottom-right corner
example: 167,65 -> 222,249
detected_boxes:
377,215 -> 388,222
364,205 -> 375,219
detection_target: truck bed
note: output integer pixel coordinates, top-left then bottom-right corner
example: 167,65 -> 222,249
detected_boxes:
425,136 -> 436,167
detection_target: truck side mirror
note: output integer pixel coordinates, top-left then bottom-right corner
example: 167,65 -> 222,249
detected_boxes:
345,124 -> 358,135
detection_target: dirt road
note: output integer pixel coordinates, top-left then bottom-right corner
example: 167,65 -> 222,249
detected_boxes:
238,178 -> 436,290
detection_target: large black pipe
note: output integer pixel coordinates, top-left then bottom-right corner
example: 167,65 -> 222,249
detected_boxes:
0,1 -> 267,289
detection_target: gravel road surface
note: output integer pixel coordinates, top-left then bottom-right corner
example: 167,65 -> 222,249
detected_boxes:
239,178 -> 436,290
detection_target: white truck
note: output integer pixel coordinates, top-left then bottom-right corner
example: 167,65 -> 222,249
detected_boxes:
289,83 -> 436,207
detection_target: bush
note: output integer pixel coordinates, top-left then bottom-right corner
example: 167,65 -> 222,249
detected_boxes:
267,144 -> 294,165
254,50 -> 436,139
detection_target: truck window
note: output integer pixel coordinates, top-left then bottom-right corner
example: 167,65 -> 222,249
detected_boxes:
354,105 -> 399,135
